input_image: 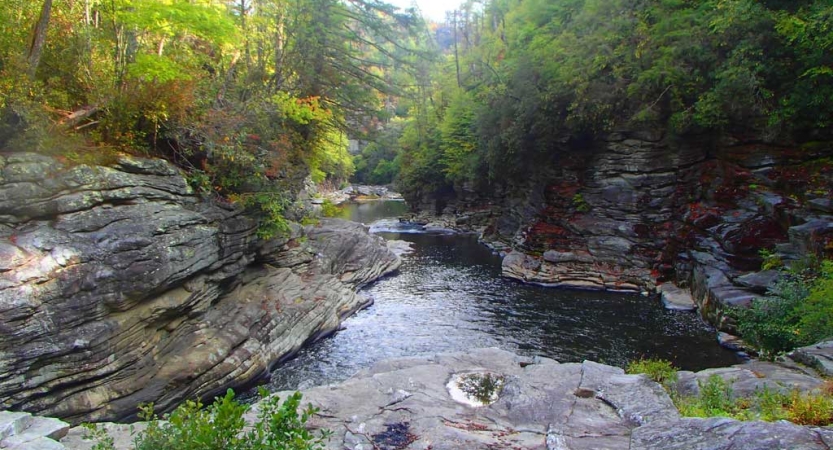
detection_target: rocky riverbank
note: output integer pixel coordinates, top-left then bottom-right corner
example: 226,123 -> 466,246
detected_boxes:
0,153 -> 400,424
405,134 -> 833,336
312,184 -> 403,205
10,346 -> 821,449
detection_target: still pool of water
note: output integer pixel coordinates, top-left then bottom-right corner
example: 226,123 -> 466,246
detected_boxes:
262,200 -> 739,392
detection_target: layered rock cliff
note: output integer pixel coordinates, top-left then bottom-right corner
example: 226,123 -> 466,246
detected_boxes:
411,134 -> 833,331
0,153 -> 400,424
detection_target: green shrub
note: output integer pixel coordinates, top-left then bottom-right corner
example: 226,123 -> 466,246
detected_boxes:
572,194 -> 590,212
797,261 -> 833,343
230,192 -> 291,240
759,248 -> 783,271
674,375 -> 743,419
698,375 -> 736,416
787,390 -> 833,426
672,378 -> 833,426
320,199 -> 343,218
626,358 -> 678,386
735,261 -> 833,358
85,389 -> 329,450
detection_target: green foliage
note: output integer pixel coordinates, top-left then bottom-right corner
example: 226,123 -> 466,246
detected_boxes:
0,0 -> 422,241
674,375 -> 738,418
626,358 -> 678,386
352,122 -> 404,185
85,389 -> 329,450
394,0 -> 833,199
735,262 -> 833,358
237,193 -> 291,241
759,248 -> 784,270
309,128 -> 354,184
81,423 -> 116,450
320,199 -> 343,218
698,375 -> 737,417
673,377 -> 833,426
734,273 -> 810,358
786,389 -> 833,426
439,89 -> 477,184
797,261 -> 833,342
572,194 -> 590,212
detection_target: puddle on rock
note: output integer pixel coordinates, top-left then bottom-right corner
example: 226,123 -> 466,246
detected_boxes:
447,372 -> 505,407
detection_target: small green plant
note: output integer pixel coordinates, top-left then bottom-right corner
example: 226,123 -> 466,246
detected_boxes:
572,193 -> 590,212
759,248 -> 783,271
186,170 -> 212,194
85,389 -> 328,450
698,375 -> 736,415
752,387 -> 790,422
626,358 -> 678,386
300,216 -> 319,226
320,199 -> 343,218
674,375 -> 740,418
81,423 -> 116,450
231,192 -> 291,240
787,390 -> 833,426
672,378 -> 833,426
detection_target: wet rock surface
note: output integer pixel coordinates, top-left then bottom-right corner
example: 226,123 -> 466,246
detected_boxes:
59,348 -> 832,450
0,153 -> 400,424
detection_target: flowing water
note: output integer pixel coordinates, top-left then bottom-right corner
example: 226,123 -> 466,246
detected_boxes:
263,200 -> 740,392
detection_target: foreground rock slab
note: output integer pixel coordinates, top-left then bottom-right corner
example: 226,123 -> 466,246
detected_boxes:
0,410 -> 69,449
277,348 -> 833,450
48,347 -> 833,449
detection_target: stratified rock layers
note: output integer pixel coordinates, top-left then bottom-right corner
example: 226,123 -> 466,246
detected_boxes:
0,153 -> 400,424
421,135 -> 832,330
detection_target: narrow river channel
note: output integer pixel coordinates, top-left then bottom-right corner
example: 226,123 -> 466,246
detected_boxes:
262,200 -> 740,392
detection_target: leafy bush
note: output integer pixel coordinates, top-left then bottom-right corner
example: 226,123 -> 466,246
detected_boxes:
320,199 -> 343,218
572,194 -> 591,213
797,261 -> 833,343
787,390 -> 833,426
626,358 -> 678,386
735,261 -> 833,358
86,389 -> 328,450
759,248 -> 783,271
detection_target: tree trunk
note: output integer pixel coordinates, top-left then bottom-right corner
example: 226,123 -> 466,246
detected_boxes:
27,0 -> 53,79
452,10 -> 462,88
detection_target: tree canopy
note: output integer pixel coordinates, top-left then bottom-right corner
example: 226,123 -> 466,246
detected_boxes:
392,0 -> 833,202
0,0 -> 427,235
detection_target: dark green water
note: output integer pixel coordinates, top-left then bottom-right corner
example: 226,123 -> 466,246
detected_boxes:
263,200 -> 739,391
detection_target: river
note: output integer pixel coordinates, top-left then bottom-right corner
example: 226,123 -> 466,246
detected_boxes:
263,200 -> 740,392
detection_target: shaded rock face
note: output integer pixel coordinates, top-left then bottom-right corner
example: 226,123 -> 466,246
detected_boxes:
0,153 -> 400,424
416,135 -> 833,330
60,348 -> 833,450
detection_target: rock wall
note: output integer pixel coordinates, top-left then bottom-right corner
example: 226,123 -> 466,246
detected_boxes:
413,134 -> 833,331
0,153 -> 400,424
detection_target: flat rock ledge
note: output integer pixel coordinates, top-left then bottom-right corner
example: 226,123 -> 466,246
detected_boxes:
54,348 -> 833,450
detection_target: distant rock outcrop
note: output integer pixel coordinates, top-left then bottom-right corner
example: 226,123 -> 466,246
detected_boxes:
0,153 -> 400,424
410,135 -> 833,332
